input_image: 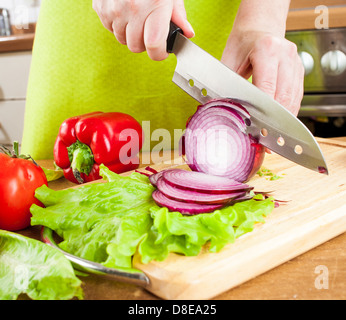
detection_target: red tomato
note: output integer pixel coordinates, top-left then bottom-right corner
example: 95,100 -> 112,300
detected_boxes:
0,153 -> 48,231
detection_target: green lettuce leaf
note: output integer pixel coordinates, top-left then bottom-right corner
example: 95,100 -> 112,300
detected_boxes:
0,230 -> 83,300
30,164 -> 274,270
41,166 -> 64,182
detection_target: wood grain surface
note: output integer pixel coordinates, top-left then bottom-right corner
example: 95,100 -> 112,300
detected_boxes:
0,33 -> 34,53
287,0 -> 346,30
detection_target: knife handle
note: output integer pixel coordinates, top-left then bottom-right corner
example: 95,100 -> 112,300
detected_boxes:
167,21 -> 182,53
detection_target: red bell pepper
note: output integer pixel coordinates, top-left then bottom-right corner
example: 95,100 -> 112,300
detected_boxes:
54,112 -> 143,184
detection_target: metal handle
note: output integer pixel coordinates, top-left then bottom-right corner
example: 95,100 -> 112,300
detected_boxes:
167,21 -> 182,53
41,227 -> 150,287
0,8 -> 12,36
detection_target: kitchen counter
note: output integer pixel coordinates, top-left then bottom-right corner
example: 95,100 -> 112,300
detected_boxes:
16,137 -> 346,300
0,33 -> 34,53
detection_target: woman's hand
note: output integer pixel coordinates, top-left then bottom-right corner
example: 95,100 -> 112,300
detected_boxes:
221,0 -> 304,116
221,30 -> 304,116
92,0 -> 194,61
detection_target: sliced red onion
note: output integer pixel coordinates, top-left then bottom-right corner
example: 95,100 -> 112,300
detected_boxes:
156,176 -> 247,204
135,170 -> 151,177
194,99 -> 250,120
145,166 -> 158,174
148,170 -> 164,187
152,190 -> 224,215
184,99 -> 265,182
161,169 -> 252,193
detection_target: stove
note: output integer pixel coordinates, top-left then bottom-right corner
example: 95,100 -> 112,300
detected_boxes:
286,27 -> 346,136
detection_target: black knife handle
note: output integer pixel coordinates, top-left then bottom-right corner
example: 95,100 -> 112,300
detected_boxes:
167,21 -> 183,53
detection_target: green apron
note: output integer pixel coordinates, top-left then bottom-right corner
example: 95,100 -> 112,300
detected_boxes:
21,0 -> 241,159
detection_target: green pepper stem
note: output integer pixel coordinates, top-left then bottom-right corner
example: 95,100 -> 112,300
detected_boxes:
68,141 -> 94,184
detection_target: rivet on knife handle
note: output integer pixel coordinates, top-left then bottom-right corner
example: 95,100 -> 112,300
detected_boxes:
167,21 -> 183,53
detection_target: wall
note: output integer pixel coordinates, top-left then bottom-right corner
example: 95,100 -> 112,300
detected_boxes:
0,0 -> 41,27
0,0 -> 38,145
0,51 -> 31,146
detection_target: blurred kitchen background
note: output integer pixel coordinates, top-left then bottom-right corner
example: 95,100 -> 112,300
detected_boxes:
0,0 -> 345,147
286,0 -> 346,138
0,0 -> 40,146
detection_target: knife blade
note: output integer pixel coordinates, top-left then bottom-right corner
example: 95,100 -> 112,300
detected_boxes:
167,23 -> 328,175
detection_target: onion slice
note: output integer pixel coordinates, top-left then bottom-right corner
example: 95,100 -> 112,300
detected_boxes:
156,176 -> 248,204
148,170 -> 164,187
152,190 -> 224,215
184,99 -> 265,182
162,169 -> 252,193
149,169 -> 255,215
148,98 -> 266,215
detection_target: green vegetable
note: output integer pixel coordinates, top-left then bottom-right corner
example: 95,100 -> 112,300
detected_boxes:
257,167 -> 283,181
0,230 -> 83,300
30,165 -> 275,270
42,166 -> 64,182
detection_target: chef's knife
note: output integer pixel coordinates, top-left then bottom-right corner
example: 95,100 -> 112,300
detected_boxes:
167,23 -> 328,175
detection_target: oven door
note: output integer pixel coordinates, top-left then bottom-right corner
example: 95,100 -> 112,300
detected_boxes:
286,28 -> 346,136
286,28 -> 346,116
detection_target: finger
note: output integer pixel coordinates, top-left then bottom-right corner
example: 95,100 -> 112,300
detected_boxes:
144,6 -> 172,61
250,49 -> 279,99
274,61 -> 295,112
101,16 -> 114,33
112,20 -> 128,45
126,18 -> 146,53
107,1 -> 128,44
172,0 -> 195,38
274,43 -> 299,113
234,56 -> 253,79
93,1 -> 113,32
290,56 -> 305,116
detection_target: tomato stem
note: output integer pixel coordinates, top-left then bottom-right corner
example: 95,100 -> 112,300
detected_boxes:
0,141 -> 39,166
0,145 -> 12,156
13,141 -> 19,157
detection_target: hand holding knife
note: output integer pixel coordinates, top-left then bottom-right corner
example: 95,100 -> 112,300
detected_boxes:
92,0 -> 328,175
167,22 -> 328,175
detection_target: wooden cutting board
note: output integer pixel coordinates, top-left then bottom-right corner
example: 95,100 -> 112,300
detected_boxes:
58,138 -> 346,300
124,138 -> 346,300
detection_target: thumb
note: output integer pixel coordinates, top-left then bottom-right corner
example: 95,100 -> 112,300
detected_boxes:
171,0 -> 195,38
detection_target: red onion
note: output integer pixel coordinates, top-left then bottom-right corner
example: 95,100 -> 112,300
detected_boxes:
144,166 -> 158,174
152,190 -> 224,214
162,169 -> 252,193
149,171 -> 164,187
148,99 -> 265,214
149,169 -> 253,214
183,99 -> 265,182
156,176 -> 248,204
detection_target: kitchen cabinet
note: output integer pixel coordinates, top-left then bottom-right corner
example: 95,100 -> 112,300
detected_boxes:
0,33 -> 34,53
0,50 -> 31,145
287,0 -> 346,30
